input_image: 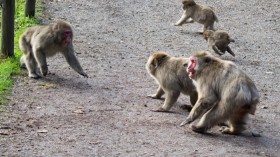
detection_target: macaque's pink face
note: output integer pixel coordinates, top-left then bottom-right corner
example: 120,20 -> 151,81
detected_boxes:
63,30 -> 73,46
187,56 -> 196,79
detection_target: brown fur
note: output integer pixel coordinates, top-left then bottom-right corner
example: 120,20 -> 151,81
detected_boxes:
203,30 -> 235,56
146,51 -> 198,112
19,20 -> 88,79
173,0 -> 218,33
181,51 -> 259,135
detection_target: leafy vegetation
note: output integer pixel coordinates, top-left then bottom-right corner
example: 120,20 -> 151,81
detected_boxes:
0,0 -> 40,107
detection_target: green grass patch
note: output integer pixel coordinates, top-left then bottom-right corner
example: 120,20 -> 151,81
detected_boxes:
0,0 -> 41,107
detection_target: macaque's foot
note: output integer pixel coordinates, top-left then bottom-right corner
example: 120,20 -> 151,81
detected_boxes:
20,64 -> 27,69
219,126 -> 241,135
29,73 -> 41,79
172,23 -> 182,26
191,124 -> 207,133
251,132 -> 261,137
80,72 -> 88,78
41,67 -> 48,77
151,108 -> 169,112
147,94 -> 162,99
186,19 -> 194,23
180,117 -> 193,126
180,105 -> 192,111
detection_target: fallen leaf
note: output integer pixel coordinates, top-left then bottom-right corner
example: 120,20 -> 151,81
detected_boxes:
73,109 -> 85,114
37,129 -> 48,133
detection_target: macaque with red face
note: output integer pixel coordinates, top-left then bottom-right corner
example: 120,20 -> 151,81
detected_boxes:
181,51 -> 259,135
19,20 -> 88,79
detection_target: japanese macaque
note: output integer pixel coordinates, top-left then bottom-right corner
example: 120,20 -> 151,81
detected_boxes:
19,20 -> 88,79
180,51 -> 259,135
146,51 -> 198,112
203,30 -> 235,57
173,0 -> 218,33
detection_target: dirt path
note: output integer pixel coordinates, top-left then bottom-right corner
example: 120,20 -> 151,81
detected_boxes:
1,0 -> 280,156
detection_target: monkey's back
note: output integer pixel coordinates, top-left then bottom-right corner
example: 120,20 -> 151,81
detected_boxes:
212,31 -> 231,48
29,25 -> 64,57
192,5 -> 217,25
161,57 -> 195,95
215,62 -> 260,111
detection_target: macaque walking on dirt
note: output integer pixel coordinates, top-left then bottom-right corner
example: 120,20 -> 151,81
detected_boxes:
203,30 -> 235,56
19,20 -> 88,79
173,0 -> 218,33
146,51 -> 198,112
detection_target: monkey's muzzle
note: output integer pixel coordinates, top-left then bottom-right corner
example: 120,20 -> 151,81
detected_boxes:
186,57 -> 196,79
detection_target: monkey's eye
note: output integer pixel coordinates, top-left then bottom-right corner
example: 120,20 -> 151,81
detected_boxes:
204,57 -> 211,63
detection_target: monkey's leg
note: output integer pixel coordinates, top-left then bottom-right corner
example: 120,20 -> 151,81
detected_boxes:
202,22 -> 215,34
33,50 -> 48,77
191,104 -> 226,133
201,25 -> 208,34
173,13 -> 189,26
226,46 -> 235,57
206,24 -> 215,31
20,56 -> 26,69
201,23 -> 213,34
185,18 -> 194,23
25,53 -> 40,79
152,91 -> 180,112
63,45 -> 88,77
212,46 -> 223,56
148,86 -> 165,99
221,108 -> 248,135
180,98 -> 215,126
190,92 -> 198,106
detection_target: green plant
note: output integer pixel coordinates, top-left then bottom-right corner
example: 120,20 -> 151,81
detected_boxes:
0,0 -> 40,107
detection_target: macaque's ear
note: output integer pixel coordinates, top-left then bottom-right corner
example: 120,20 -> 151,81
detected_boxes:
52,23 -> 59,30
188,1 -> 196,6
152,54 -> 167,68
183,0 -> 196,6
152,58 -> 159,68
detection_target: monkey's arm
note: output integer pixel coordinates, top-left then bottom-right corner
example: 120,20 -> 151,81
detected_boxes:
212,45 -> 224,56
226,46 -> 235,57
63,44 -> 88,78
151,91 -> 180,112
180,97 -> 217,126
33,50 -> 48,76
147,86 -> 165,99
173,11 -> 190,26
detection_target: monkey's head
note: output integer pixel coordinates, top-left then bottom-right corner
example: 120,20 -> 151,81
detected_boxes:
146,51 -> 169,75
203,30 -> 214,40
53,20 -> 73,47
182,0 -> 196,10
184,51 -> 218,79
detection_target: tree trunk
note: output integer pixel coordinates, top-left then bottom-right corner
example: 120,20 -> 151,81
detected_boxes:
1,0 -> 15,57
25,0 -> 36,17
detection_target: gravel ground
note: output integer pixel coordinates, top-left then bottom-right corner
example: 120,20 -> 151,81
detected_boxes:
0,0 -> 280,156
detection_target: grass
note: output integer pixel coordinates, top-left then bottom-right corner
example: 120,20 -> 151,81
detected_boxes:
0,0 -> 41,107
